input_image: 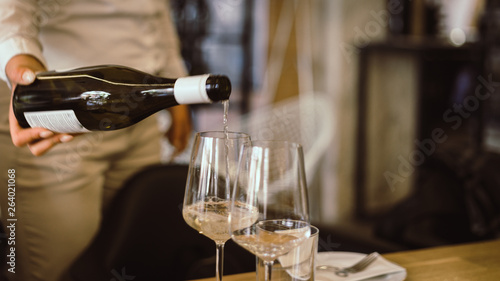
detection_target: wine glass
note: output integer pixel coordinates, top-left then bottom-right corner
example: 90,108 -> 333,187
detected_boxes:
229,140 -> 310,281
182,131 -> 251,281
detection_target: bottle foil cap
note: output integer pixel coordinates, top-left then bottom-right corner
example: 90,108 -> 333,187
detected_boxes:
174,74 -> 212,104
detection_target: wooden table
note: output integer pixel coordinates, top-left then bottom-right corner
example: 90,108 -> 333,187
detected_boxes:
383,239 -> 500,281
190,239 -> 500,281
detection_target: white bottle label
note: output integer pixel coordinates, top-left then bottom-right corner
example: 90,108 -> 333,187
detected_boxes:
24,110 -> 91,133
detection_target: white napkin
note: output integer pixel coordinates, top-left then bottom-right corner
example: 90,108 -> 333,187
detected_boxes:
278,236 -> 315,279
315,252 -> 406,281
275,226 -> 314,279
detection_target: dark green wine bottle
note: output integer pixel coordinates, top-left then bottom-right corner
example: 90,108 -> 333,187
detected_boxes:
12,65 -> 231,133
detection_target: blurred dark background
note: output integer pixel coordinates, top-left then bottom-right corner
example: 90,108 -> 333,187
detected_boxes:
166,0 -> 500,255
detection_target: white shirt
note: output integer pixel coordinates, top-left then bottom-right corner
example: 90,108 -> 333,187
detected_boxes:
0,0 -> 187,83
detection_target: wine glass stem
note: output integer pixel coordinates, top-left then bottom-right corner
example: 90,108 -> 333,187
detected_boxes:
264,260 -> 274,281
215,242 -> 225,281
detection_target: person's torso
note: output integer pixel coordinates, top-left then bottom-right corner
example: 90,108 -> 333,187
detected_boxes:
37,0 -> 179,75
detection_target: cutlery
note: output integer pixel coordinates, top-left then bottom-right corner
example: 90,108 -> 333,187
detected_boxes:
316,252 -> 380,277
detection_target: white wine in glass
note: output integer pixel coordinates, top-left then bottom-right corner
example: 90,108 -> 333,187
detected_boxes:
183,131 -> 251,281
230,140 -> 311,281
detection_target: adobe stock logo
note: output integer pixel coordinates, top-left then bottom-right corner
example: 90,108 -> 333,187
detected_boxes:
384,74 -> 500,191
110,267 -> 135,281
34,0 -> 72,26
340,0 -> 405,64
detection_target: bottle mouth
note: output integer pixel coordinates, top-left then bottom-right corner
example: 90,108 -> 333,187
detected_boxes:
206,75 -> 231,102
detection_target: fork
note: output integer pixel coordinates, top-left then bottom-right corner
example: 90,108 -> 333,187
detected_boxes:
316,252 -> 380,277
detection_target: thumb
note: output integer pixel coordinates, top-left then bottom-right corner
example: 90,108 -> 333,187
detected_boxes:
5,55 -> 46,86
19,68 -> 36,85
8,67 -> 37,87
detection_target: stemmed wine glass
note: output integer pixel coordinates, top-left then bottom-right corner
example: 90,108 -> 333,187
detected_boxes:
182,131 -> 251,281
229,140 -> 311,281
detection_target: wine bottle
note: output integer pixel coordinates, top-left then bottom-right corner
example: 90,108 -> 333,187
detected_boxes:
12,65 -> 231,133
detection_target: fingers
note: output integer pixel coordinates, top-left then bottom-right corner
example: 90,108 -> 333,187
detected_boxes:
13,131 -> 73,157
10,125 -> 73,150
10,126 -> 52,148
10,123 -> 74,156
8,94 -> 74,156
172,126 -> 191,152
26,134 -> 74,157
166,105 -> 192,158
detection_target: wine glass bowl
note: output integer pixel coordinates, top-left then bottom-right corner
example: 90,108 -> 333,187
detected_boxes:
230,140 -> 310,280
182,131 -> 251,281
183,196 -> 232,243
232,219 -> 310,263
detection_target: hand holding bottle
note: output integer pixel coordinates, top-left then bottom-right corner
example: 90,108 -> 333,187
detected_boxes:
6,54 -> 74,156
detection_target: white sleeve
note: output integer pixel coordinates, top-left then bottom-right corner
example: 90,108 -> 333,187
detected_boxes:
0,0 -> 47,83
